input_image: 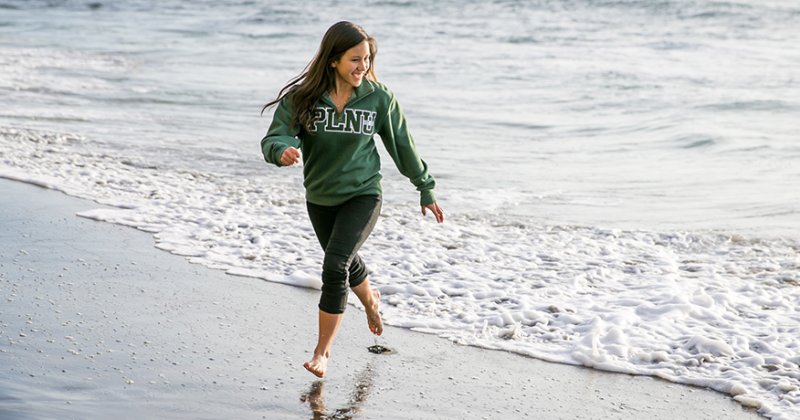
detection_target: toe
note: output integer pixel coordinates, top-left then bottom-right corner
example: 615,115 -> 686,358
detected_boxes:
304,362 -> 324,378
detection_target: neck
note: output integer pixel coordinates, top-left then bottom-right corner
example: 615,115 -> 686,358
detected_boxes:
331,79 -> 354,98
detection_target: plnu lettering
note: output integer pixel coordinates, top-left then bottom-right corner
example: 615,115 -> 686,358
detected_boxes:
310,107 -> 377,135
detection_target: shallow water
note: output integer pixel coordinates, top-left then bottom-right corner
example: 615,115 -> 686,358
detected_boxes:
1,1 -> 799,418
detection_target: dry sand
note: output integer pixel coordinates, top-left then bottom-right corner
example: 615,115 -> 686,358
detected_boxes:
0,179 -> 761,419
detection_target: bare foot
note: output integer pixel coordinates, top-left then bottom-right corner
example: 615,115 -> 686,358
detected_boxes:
304,354 -> 328,378
366,288 -> 383,336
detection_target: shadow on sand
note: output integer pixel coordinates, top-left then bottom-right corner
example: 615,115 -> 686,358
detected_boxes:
300,364 -> 375,419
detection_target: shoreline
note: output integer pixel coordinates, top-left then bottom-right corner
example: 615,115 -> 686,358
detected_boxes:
0,178 -> 761,419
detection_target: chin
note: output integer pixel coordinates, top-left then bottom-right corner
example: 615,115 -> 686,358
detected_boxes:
351,76 -> 364,86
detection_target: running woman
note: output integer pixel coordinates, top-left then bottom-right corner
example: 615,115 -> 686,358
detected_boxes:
261,21 -> 444,378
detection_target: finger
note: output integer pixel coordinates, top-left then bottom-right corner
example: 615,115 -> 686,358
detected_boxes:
435,204 -> 444,223
283,149 -> 299,165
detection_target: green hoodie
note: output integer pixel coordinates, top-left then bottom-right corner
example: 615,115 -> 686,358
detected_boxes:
260,80 -> 436,207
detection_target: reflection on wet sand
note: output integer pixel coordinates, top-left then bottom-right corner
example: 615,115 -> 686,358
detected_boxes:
300,364 -> 375,419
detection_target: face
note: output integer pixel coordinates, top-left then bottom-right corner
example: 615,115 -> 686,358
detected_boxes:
331,40 -> 371,89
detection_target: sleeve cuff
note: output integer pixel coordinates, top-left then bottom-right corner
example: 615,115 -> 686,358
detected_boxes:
420,190 -> 436,207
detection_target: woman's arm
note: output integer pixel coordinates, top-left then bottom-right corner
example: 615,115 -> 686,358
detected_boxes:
378,94 -> 436,204
378,93 -> 443,223
261,97 -> 301,167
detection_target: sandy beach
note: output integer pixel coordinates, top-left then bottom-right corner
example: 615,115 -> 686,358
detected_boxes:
0,178 -> 763,419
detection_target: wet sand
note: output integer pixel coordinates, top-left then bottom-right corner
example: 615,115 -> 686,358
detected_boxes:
0,178 -> 761,419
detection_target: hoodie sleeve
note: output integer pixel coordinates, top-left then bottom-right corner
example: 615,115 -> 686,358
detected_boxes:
378,92 -> 437,206
260,96 -> 301,167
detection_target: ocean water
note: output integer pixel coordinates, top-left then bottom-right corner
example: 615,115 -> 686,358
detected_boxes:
1,0 -> 799,418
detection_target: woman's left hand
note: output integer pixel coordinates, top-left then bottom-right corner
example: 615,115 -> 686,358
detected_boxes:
421,202 -> 445,224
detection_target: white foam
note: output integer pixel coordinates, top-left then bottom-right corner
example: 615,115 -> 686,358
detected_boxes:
2,126 -> 800,419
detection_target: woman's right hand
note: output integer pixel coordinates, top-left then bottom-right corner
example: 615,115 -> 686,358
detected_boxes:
280,147 -> 301,166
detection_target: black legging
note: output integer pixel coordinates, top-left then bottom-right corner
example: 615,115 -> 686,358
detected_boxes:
306,195 -> 382,314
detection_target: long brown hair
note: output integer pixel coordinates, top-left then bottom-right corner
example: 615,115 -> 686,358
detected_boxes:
262,21 -> 378,132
